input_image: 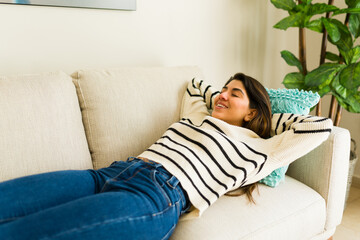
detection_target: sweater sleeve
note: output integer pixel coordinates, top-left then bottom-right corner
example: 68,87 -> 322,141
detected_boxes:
267,113 -> 333,169
180,78 -> 220,125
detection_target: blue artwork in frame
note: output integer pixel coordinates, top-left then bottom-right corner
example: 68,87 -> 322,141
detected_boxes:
0,0 -> 136,11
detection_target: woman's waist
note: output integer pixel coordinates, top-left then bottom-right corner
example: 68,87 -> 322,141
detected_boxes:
128,156 -> 169,176
128,157 -> 190,211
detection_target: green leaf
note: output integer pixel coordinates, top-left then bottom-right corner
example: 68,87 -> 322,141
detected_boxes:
351,46 -> 360,63
306,18 -> 324,33
303,0 -> 313,5
322,18 -> 341,42
333,94 -> 349,112
333,8 -> 360,16
273,12 -> 303,30
325,52 -> 341,62
342,46 -> 360,64
339,62 -> 360,90
270,0 -> 296,11
304,63 -> 343,87
307,3 -> 339,16
292,4 -> 306,14
331,73 -> 350,99
314,64 -> 346,96
327,19 -> 353,52
281,50 -> 303,72
282,72 -> 305,89
339,48 -> 352,65
316,85 -> 332,97
334,91 -> 360,113
349,12 -> 360,38
346,92 -> 360,113
346,1 -> 360,38
346,0 -> 360,8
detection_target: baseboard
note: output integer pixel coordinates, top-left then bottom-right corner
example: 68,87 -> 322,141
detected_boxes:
352,176 -> 360,189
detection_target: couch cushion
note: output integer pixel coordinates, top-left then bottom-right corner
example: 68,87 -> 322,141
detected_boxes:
0,71 -> 93,182
72,66 -> 203,169
171,176 -> 326,240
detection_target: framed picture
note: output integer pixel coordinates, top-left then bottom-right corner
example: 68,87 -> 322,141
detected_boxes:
0,0 -> 136,11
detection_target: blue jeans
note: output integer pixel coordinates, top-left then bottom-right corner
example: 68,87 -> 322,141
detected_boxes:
0,158 -> 189,240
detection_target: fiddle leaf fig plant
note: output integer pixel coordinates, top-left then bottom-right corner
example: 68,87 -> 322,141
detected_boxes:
270,0 -> 360,117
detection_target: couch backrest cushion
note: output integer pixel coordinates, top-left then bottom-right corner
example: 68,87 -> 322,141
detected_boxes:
0,71 -> 93,182
72,66 -> 203,169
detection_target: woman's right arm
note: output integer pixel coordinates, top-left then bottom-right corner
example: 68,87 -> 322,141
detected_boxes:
180,78 -> 220,124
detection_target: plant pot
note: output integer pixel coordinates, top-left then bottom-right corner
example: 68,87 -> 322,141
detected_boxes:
344,139 -> 358,209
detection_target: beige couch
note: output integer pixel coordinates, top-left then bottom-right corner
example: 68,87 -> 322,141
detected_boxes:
0,66 -> 350,240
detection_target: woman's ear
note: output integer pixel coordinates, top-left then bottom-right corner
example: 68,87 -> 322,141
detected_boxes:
244,109 -> 258,122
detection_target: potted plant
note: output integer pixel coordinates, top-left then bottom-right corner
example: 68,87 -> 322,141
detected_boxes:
270,0 -> 359,206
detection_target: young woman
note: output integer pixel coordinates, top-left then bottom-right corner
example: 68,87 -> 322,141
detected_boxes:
0,73 -> 332,240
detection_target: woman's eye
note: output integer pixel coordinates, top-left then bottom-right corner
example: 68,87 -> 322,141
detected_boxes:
232,94 -> 239,97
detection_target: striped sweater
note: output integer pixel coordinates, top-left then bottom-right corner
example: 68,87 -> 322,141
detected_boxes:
138,78 -> 333,218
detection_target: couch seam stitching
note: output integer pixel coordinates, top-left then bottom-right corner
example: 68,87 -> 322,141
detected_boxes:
76,74 -> 94,168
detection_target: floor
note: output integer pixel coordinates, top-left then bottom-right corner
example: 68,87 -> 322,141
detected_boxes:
333,185 -> 360,239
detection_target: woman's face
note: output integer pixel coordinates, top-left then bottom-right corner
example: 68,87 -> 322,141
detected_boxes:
212,80 -> 257,127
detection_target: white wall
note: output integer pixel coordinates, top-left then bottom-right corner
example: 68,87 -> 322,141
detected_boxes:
0,0 -> 294,86
1,0 -> 359,176
1,1 -> 241,83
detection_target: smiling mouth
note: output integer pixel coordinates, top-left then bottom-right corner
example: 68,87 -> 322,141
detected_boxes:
216,103 -> 228,109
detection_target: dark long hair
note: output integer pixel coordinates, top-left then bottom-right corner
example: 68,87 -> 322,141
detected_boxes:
224,73 -> 272,202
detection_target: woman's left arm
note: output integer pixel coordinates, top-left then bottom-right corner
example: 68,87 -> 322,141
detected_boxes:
267,113 -> 333,168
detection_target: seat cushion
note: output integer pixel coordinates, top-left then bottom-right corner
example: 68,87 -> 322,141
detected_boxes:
72,66 -> 203,169
0,71 -> 93,182
171,176 -> 326,240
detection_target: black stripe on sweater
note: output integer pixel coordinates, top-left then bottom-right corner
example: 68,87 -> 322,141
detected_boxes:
181,118 -> 194,125
186,88 -> 202,98
162,135 -> 228,190
210,91 -> 220,109
189,78 -> 218,110
203,119 -> 259,169
191,78 -> 197,88
203,85 -> 210,99
203,119 -> 267,160
313,118 -> 331,123
186,85 -> 215,109
282,114 -> 294,133
299,115 -> 312,123
202,85 -> 212,108
240,142 -> 268,174
146,149 -> 211,206
154,141 -> 220,198
202,119 -> 267,180
294,129 -> 332,134
202,119 -> 225,135
288,116 -> 299,130
199,80 -> 204,88
275,113 -> 283,135
168,127 -> 238,184
179,122 -> 247,185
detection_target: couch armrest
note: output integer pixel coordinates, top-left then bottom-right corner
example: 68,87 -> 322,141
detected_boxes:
286,126 -> 350,231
